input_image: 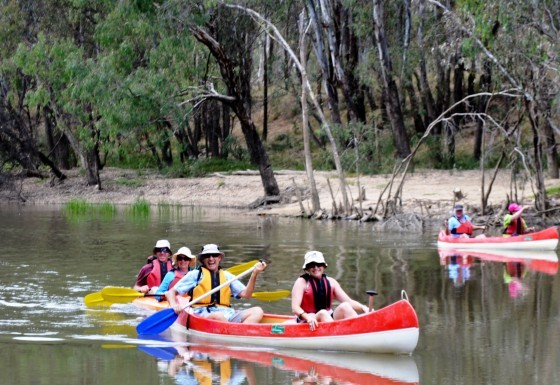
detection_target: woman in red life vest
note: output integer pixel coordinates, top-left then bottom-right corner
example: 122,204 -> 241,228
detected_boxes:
154,246 -> 196,300
291,251 -> 369,331
503,203 -> 535,236
133,239 -> 173,294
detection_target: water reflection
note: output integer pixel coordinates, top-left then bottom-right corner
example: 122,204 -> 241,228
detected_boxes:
137,333 -> 419,385
438,248 -> 559,296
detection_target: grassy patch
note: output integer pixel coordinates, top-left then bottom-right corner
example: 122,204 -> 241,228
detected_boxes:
64,199 -> 117,218
113,177 -> 145,187
163,158 -> 254,178
127,199 -> 151,217
546,186 -> 560,197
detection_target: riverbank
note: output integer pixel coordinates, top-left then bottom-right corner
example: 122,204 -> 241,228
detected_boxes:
2,167 -> 556,221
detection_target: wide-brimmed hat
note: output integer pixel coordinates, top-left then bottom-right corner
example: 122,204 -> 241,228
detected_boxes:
199,244 -> 224,257
172,247 -> 195,264
153,240 -> 171,253
302,251 -> 328,269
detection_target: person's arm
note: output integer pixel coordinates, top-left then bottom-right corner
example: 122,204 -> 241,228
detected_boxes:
133,265 -> 152,293
291,278 -> 307,318
237,261 -> 267,299
331,279 -> 369,313
155,271 -> 175,299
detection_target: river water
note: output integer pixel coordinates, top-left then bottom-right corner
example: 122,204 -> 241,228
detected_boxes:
0,205 -> 558,385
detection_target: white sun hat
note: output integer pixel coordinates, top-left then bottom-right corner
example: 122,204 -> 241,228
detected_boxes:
153,240 -> 171,251
173,247 -> 194,259
199,244 -> 225,256
302,251 -> 328,269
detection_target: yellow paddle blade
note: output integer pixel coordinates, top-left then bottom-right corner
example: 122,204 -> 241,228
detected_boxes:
101,287 -> 144,303
226,260 -> 259,276
251,290 -> 290,302
84,292 -> 112,307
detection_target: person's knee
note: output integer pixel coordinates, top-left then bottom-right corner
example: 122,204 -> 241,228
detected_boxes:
315,309 -> 333,322
251,306 -> 264,317
334,302 -> 357,319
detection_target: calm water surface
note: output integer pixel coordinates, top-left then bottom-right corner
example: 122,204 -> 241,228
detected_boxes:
0,205 -> 558,385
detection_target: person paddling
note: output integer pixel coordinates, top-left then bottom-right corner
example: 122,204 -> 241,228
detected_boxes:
166,244 -> 267,323
291,251 -> 369,331
134,240 -> 173,294
447,204 -> 486,238
154,246 -> 196,300
503,203 -> 535,236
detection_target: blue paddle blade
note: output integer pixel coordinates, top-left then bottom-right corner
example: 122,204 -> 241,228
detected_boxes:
136,308 -> 179,335
138,346 -> 177,361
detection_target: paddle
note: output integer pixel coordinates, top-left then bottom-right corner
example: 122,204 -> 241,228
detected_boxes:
136,263 -> 258,335
84,259 -> 259,306
102,286 -> 290,304
251,290 -> 290,302
84,291 -> 112,307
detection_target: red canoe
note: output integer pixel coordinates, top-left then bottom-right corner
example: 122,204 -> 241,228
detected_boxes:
437,226 -> 559,251
170,341 -> 419,384
438,248 -> 558,275
168,292 -> 419,354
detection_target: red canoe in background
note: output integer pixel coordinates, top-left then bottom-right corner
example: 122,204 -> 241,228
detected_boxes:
168,292 -> 419,354
438,248 -> 559,275
437,226 -> 559,251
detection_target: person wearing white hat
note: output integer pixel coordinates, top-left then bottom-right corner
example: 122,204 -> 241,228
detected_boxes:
291,251 -> 369,331
133,240 -> 173,294
447,204 -> 486,238
154,246 -> 196,300
166,244 -> 267,323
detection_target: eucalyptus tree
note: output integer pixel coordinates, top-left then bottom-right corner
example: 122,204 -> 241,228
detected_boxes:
160,0 -> 280,197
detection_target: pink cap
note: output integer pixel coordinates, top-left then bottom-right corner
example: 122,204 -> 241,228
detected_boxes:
508,203 -> 521,213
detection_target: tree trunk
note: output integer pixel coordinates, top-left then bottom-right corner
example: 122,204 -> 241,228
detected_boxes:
190,25 -> 280,197
473,61 -> 492,160
543,113 -> 559,178
262,34 -> 269,142
372,0 -> 411,159
305,0 -> 342,124
417,0 -> 437,129
299,11 -> 321,213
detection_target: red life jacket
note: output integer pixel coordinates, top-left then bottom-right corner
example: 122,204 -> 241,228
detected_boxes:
300,274 -> 333,313
146,259 -> 173,288
455,219 -> 474,236
505,218 -> 525,235
169,269 -> 187,289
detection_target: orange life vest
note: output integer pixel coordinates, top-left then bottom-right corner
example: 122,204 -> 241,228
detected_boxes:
505,218 -> 526,235
455,219 -> 474,236
190,267 -> 231,308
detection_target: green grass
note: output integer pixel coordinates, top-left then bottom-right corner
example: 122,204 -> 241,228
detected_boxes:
546,186 -> 560,197
163,158 -> 254,178
64,199 -> 117,218
127,199 -> 151,216
113,177 -> 145,187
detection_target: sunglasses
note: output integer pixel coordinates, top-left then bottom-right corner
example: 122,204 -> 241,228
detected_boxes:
200,254 -> 221,260
155,248 -> 171,253
306,262 -> 326,269
176,255 -> 191,261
